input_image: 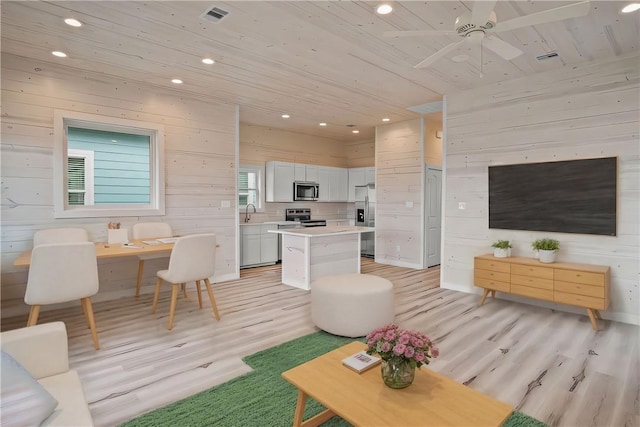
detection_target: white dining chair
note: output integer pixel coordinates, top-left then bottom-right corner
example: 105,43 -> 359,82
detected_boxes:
33,228 -> 89,246
152,234 -> 220,330
24,242 -> 101,350
132,222 -> 173,297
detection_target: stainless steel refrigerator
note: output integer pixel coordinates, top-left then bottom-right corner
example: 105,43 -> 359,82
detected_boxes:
355,184 -> 375,257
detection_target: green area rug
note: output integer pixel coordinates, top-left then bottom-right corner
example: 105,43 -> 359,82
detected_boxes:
121,331 -> 547,427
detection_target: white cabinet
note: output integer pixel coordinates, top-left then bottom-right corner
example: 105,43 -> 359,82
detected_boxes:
330,167 -> 349,202
266,161 -> 294,202
348,167 -> 375,202
240,224 -> 278,268
318,166 -> 348,202
295,164 -> 319,182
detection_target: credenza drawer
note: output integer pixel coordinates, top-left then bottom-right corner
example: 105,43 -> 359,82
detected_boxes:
511,264 -> 553,280
554,269 -> 605,287
554,291 -> 606,310
475,269 -> 510,283
555,281 -> 605,298
511,284 -> 553,301
511,274 -> 553,290
475,259 -> 510,273
474,276 -> 510,292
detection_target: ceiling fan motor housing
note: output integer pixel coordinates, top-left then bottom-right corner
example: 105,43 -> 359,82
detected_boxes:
455,11 -> 497,36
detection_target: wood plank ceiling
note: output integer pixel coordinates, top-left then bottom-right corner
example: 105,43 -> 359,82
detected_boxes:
1,1 -> 638,140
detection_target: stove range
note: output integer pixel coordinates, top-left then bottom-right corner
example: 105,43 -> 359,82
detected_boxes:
285,208 -> 326,227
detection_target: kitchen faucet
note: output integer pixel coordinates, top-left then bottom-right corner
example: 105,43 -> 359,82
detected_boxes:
244,203 -> 256,222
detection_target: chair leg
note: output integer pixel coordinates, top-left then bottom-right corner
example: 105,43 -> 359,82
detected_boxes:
152,277 -> 163,313
81,297 -> 100,350
81,298 -> 91,328
27,305 -> 41,326
168,284 -> 179,330
196,280 -> 203,309
181,283 -> 188,299
136,259 -> 145,297
204,278 -> 220,320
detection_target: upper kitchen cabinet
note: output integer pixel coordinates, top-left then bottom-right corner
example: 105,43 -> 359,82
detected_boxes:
348,167 -> 375,202
317,166 -> 348,202
266,161 -> 294,202
294,164 -> 319,182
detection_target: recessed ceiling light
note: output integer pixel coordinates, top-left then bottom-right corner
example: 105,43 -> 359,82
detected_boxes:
376,4 -> 393,15
451,54 -> 470,63
171,78 -> 183,84
64,18 -> 82,27
319,122 -> 327,126
621,3 -> 640,13
281,114 -> 290,119
382,117 -> 390,122
202,58 -> 215,65
51,51 -> 67,57
352,130 -> 360,134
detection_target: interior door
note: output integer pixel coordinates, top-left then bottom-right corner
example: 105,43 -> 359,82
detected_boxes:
426,166 -> 442,267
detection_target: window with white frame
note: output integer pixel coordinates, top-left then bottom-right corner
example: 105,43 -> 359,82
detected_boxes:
238,165 -> 264,210
54,110 -> 165,218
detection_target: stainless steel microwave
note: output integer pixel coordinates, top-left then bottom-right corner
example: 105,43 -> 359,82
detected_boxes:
293,181 -> 319,201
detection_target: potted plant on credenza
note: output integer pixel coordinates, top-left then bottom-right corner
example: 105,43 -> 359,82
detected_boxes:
534,238 -> 560,263
491,240 -> 512,258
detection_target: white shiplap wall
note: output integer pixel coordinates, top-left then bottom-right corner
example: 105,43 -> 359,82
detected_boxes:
375,118 -> 425,269
1,54 -> 239,317
441,54 -> 640,325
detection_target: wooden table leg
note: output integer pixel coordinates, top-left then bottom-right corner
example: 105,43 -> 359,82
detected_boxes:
587,309 -> 599,331
292,389 -> 308,427
479,289 -> 490,306
291,389 -> 336,427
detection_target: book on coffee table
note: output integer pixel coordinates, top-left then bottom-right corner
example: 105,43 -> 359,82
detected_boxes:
342,351 -> 381,373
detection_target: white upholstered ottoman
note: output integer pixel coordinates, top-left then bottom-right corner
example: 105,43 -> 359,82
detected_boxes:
311,273 -> 394,337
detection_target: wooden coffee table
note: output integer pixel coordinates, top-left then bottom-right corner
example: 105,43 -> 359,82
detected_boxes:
282,341 -> 513,427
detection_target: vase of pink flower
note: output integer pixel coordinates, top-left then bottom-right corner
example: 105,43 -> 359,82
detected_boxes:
366,324 -> 439,389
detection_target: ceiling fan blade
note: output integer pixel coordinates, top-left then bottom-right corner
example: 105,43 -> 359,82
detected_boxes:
471,1 -> 498,27
414,39 -> 466,69
383,30 -> 457,38
495,0 -> 591,33
483,35 -> 523,60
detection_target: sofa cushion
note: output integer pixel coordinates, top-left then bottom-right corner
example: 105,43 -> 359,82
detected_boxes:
38,370 -> 94,427
1,351 -> 59,426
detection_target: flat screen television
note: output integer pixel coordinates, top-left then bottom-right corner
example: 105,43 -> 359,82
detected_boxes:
488,157 -> 617,236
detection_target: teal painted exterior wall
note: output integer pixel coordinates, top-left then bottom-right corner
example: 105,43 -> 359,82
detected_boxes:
68,127 -> 150,203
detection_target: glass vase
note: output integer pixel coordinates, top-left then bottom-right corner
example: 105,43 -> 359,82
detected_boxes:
381,358 -> 415,389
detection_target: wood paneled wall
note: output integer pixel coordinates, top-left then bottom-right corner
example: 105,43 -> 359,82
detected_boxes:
375,118 -> 425,269
442,54 -> 640,325
346,138 -> 375,168
240,123 -> 350,167
1,54 -> 239,317
424,117 -> 442,166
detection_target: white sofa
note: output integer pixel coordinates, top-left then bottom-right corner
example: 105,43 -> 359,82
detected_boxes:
1,322 -> 94,426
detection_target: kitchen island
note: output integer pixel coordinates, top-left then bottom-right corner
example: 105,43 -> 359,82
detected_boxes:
269,226 -> 374,290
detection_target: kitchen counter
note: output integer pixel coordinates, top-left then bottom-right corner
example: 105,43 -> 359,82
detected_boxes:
269,226 -> 374,290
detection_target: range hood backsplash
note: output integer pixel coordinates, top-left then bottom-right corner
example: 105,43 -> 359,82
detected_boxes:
240,202 -> 353,223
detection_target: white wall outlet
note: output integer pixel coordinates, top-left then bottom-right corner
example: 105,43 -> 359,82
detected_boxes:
405,201 -> 414,208
458,202 -> 466,210
396,245 -> 401,252
221,200 -> 230,208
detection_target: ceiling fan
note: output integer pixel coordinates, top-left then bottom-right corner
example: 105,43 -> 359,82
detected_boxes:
383,0 -> 591,69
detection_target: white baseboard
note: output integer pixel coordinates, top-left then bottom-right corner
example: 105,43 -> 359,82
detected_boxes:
375,258 -> 424,270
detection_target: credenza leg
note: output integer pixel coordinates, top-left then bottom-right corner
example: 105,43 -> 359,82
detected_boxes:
479,289 -> 490,306
587,309 -> 599,331
490,290 -> 496,298
594,310 -> 602,320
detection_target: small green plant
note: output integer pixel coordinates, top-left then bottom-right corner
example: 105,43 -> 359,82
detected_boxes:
491,240 -> 512,249
532,238 -> 559,251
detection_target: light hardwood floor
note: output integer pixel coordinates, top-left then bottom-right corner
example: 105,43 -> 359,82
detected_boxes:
2,259 -> 638,427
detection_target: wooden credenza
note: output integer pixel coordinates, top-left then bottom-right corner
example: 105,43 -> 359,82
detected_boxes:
474,254 -> 610,330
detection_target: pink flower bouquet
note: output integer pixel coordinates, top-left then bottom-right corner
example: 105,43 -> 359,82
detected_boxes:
365,324 -> 439,368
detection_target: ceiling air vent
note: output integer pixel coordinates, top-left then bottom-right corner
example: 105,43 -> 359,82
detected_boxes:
407,101 -> 443,115
536,52 -> 559,61
201,6 -> 229,23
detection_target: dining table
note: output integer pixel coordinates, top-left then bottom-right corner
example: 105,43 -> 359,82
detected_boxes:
13,239 -> 176,268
